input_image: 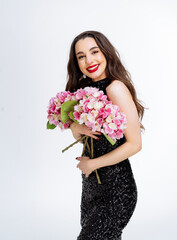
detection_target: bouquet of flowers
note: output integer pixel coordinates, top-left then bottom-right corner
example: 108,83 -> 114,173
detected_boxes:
47,87 -> 127,184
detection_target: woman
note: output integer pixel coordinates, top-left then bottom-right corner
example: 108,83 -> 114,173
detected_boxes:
65,30 -> 144,240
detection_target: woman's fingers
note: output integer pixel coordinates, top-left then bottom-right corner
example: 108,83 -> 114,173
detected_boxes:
70,122 -> 101,140
83,127 -> 101,139
87,133 -> 100,140
91,131 -> 102,135
83,126 -> 101,134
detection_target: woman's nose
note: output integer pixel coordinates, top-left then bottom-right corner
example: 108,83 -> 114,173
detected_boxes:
85,55 -> 93,64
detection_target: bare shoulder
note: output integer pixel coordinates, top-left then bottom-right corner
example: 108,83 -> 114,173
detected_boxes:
106,79 -> 132,99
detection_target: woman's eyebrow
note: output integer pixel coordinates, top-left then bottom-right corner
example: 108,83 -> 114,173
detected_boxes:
76,46 -> 99,55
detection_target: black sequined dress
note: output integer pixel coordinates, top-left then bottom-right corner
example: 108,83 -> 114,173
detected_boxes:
77,78 -> 138,240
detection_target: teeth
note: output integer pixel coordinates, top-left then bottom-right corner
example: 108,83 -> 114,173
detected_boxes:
88,65 -> 98,70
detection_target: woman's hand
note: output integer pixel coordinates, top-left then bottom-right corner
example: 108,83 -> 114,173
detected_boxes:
70,122 -> 101,140
76,156 -> 96,178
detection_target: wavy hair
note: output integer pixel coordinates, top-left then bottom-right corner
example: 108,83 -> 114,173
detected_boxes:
65,30 -> 145,130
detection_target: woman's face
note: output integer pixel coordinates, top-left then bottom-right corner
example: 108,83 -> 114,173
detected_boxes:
75,37 -> 107,82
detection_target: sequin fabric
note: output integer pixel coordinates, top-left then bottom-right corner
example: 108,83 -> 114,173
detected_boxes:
77,78 -> 138,240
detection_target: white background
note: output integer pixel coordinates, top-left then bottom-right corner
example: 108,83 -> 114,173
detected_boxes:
0,0 -> 177,239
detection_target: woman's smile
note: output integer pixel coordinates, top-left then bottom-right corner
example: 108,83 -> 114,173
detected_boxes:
87,64 -> 99,73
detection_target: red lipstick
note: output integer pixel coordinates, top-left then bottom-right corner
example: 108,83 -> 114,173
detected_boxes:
87,64 -> 99,73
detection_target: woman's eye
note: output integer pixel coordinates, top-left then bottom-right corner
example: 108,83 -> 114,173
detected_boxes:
78,55 -> 84,59
78,51 -> 98,60
92,50 -> 99,54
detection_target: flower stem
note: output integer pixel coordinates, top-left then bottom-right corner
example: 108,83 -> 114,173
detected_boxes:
90,137 -> 101,184
95,169 -> 101,184
86,141 -> 91,154
62,135 -> 101,184
62,135 -> 87,153
82,136 -> 89,156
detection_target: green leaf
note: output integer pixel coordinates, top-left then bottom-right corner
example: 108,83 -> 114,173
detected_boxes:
62,100 -> 79,112
69,111 -> 79,123
104,134 -> 116,145
61,100 -> 79,123
47,121 -> 57,129
61,108 -> 69,123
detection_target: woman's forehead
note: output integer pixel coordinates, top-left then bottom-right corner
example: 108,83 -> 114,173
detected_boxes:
75,37 -> 98,54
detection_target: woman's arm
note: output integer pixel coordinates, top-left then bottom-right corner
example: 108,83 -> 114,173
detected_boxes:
93,80 -> 142,170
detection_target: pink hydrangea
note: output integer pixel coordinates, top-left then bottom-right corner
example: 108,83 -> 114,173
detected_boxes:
72,86 -> 127,141
47,91 -> 74,130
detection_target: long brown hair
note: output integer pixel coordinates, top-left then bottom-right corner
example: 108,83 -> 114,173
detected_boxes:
66,30 -> 145,130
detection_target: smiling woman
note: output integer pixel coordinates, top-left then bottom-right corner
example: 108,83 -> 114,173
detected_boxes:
65,30 -> 145,240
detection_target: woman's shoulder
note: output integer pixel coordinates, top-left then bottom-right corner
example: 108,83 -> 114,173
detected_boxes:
106,79 -> 132,98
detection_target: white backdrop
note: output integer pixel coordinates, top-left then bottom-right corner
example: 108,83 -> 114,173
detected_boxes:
0,0 -> 177,239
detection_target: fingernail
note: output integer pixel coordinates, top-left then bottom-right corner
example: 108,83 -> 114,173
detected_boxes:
97,138 -> 99,141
